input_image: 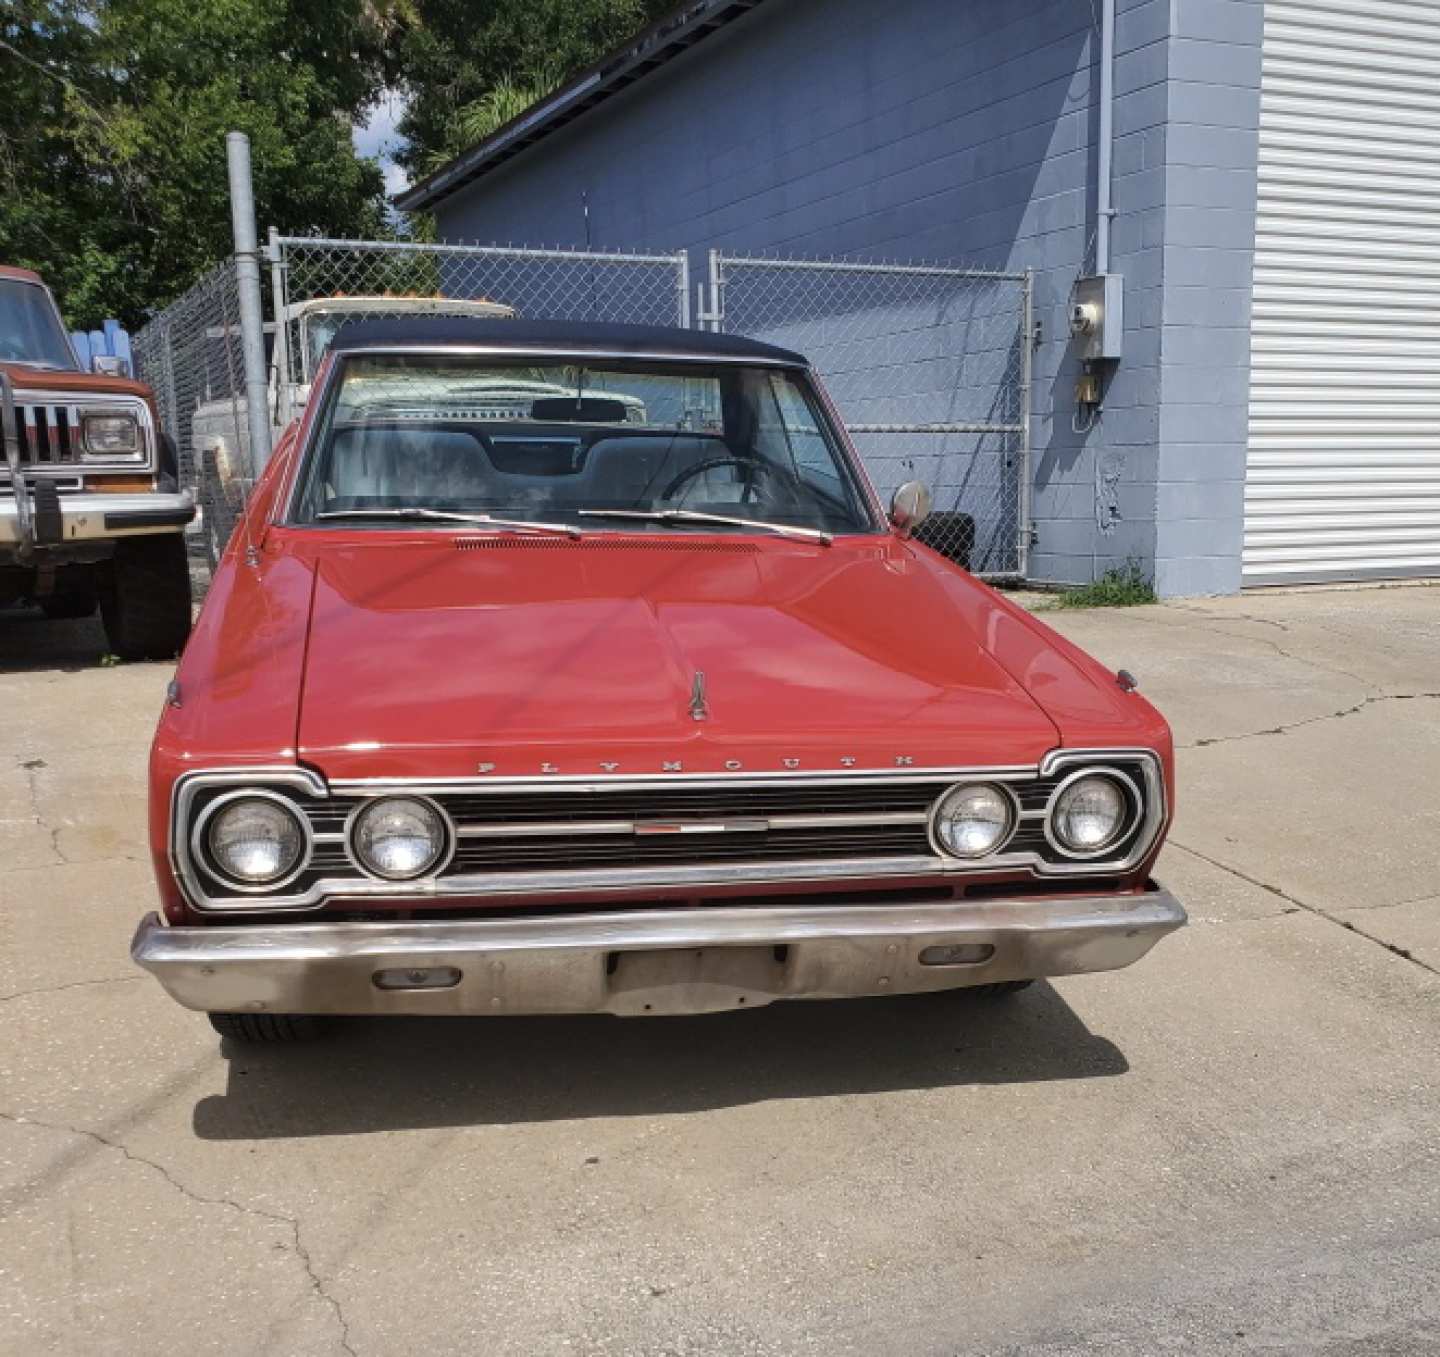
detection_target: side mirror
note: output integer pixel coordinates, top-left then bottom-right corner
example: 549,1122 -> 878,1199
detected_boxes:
888,481 -> 933,537
92,354 -> 132,378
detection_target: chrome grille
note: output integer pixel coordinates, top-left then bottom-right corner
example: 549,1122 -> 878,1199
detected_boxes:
409,772 -> 1084,875
175,755 -> 1165,912
14,403 -> 80,465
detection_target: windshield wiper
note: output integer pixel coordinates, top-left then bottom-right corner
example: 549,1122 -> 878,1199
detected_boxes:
577,508 -> 832,545
315,507 -> 581,538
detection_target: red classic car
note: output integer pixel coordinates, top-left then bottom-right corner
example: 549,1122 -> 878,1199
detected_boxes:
131,318 -> 1184,1043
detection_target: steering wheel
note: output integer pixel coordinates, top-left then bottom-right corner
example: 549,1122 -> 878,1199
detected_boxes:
661,456 -> 780,505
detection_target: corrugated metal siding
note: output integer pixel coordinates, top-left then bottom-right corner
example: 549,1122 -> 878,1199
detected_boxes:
1245,0 -> 1440,583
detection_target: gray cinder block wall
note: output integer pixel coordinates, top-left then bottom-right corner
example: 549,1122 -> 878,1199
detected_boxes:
431,0 -> 1262,596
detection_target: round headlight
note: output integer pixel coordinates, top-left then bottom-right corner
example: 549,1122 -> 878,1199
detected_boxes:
931,782 -> 1016,859
352,797 -> 447,880
1050,774 -> 1129,855
206,796 -> 307,885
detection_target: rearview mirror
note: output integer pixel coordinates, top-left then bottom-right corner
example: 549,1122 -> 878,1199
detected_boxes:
888,481 -> 933,537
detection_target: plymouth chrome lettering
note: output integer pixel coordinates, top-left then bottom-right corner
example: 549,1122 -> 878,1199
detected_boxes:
473,755 -> 911,774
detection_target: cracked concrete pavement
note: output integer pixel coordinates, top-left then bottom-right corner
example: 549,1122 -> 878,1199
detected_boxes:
1,585 -> 1437,1355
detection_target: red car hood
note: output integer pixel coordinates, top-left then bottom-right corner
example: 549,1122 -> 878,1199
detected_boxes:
296,536 -> 1061,780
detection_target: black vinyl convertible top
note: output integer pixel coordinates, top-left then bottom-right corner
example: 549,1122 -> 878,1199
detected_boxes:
328,316 -> 808,366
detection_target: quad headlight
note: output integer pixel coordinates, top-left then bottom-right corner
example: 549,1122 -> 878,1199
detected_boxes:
351,796 -> 449,880
205,794 -> 309,886
930,782 -> 1016,859
1047,772 -> 1132,857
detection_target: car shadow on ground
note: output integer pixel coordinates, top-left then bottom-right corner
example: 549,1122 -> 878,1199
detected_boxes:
191,983 -> 1127,1140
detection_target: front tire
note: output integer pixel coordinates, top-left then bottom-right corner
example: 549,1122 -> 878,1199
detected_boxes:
208,1012 -> 322,1044
99,535 -> 192,660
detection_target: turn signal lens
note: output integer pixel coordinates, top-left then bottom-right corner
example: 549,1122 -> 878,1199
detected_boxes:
931,782 -> 1015,859
1051,775 -> 1128,854
352,797 -> 447,880
207,797 -> 306,885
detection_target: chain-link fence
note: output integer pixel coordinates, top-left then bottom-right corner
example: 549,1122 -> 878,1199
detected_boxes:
133,239 -> 692,589
706,253 -> 1032,578
134,236 -> 1032,589
130,259 -> 250,590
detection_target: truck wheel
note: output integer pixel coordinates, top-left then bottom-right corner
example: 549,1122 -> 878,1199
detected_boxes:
208,1012 -> 322,1044
99,535 -> 192,660
965,980 -> 1035,998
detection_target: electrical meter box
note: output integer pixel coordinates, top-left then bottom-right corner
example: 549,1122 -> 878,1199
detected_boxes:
1070,273 -> 1124,362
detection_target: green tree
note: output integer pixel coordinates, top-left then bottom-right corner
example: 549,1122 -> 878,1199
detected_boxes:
393,0 -> 674,177
1,0 -> 399,328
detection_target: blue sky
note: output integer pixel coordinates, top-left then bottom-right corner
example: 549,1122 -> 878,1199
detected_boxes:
353,93 -> 411,198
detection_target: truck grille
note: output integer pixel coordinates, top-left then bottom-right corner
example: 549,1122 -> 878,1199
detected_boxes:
10,403 -> 81,465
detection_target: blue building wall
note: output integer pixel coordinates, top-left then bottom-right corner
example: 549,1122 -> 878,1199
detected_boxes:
433,0 -> 1261,595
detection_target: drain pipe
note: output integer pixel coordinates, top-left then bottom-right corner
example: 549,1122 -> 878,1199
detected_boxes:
1095,0 -> 1116,274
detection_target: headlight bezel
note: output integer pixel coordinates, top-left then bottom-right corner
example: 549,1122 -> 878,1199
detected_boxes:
347,795 -> 455,882
80,407 -> 145,461
192,789 -> 314,892
928,780 -> 1020,860
1043,767 -> 1142,860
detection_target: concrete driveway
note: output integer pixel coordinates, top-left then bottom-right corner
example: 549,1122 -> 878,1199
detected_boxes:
2,585 -> 1437,1355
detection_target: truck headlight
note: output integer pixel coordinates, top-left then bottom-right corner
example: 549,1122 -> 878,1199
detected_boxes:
931,782 -> 1016,858
205,795 -> 309,885
1048,773 -> 1131,856
81,411 -> 142,457
351,797 -> 449,880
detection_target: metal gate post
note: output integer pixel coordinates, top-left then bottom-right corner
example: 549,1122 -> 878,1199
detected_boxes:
676,250 -> 692,328
225,132 -> 273,475
708,249 -> 724,332
1017,268 -> 1035,580
267,226 -> 292,429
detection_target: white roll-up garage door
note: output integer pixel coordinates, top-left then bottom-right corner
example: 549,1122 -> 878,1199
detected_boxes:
1245,0 -> 1440,584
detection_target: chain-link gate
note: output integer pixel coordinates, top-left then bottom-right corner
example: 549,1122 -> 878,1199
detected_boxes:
703,253 -> 1032,578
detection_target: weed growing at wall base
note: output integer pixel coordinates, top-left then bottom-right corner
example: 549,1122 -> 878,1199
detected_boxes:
1055,562 -> 1157,609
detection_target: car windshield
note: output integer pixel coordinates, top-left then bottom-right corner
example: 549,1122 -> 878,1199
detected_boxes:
0,279 -> 78,370
293,354 -> 876,536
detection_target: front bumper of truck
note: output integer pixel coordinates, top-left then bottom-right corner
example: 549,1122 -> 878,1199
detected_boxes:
132,884 -> 1186,1019
0,489 -> 195,550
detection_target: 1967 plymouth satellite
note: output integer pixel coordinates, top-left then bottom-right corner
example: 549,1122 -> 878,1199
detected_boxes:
131,317 -> 1185,1043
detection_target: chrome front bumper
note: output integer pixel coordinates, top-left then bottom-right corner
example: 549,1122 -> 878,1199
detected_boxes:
0,490 -> 194,545
132,885 -> 1185,1019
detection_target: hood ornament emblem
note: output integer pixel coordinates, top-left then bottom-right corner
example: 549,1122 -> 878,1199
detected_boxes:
689,670 -> 709,723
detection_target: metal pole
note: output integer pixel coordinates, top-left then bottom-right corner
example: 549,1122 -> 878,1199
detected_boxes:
226,132 -> 273,475
1095,0 -> 1116,274
267,225 -> 292,430
676,250 -> 691,329
1017,270 -> 1035,580
708,249 -> 724,333
0,372 -> 33,561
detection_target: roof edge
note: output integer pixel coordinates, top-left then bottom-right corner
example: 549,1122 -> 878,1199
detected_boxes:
396,0 -> 772,214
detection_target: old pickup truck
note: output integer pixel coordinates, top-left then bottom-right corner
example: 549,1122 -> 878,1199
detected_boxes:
131,318 -> 1185,1043
0,266 -> 192,658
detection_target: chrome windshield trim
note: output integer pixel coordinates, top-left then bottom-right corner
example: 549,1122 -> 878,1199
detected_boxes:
284,350 -> 885,535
